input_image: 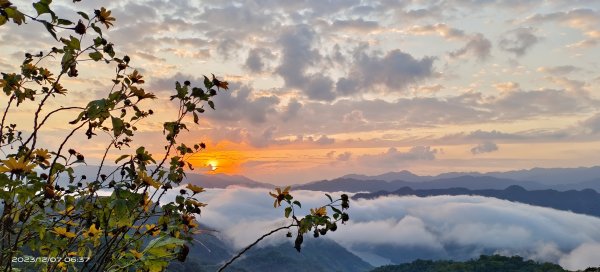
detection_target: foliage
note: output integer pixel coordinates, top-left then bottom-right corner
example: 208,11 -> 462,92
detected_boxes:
0,1 -> 350,271
371,255 -> 567,272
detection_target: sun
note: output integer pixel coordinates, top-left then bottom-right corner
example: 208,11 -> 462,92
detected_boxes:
207,160 -> 218,171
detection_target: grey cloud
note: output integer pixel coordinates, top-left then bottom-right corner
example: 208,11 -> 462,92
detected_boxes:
467,130 -> 523,140
275,25 -> 339,101
304,75 -> 336,101
336,152 -> 352,161
337,50 -> 436,94
315,135 -> 335,145
537,65 -> 581,75
282,99 -> 302,121
248,126 -> 278,148
499,27 -> 540,56
406,24 -> 491,61
581,113 -> 600,134
471,141 -> 499,154
208,86 -> 279,125
490,89 -> 591,119
330,19 -> 379,33
149,76 -> 280,125
449,33 -> 492,61
239,127 -> 337,148
275,25 -> 319,88
407,23 -> 466,40
244,48 -> 275,73
358,146 -> 437,168
526,9 -> 600,48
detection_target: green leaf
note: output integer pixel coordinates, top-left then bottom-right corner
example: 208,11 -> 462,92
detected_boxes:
0,15 -> 7,26
57,19 -> 73,25
91,23 -> 102,36
115,154 -> 129,164
192,112 -> 199,124
203,75 -> 213,89
5,7 -> 25,25
284,207 -> 292,218
89,51 -> 103,61
292,200 -> 301,208
207,101 -> 215,110
40,21 -> 57,40
325,193 -> 332,202
111,116 -> 124,137
77,11 -> 89,20
32,2 -> 50,16
145,236 -> 185,251
331,206 -> 342,214
67,35 -> 81,50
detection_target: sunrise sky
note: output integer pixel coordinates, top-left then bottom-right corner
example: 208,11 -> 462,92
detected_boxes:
2,0 -> 600,184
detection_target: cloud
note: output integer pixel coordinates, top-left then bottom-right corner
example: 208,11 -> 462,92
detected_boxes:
330,19 -> 380,33
358,146 -> 438,168
405,24 -> 491,61
159,187 -> 600,270
537,65 -> 581,75
449,33 -> 492,61
559,243 -> 600,270
499,27 -> 540,56
407,24 -> 466,40
526,8 -> 600,48
471,141 -> 499,154
336,50 -> 436,95
493,82 -> 520,93
244,48 -> 275,73
336,152 -> 352,161
581,113 -> 600,134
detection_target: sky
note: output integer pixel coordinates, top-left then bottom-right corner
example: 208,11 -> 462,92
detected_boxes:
1,0 -> 600,184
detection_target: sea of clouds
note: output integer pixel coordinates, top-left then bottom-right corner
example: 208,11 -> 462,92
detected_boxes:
159,186 -> 600,270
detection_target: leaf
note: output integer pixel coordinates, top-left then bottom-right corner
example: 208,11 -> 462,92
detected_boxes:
325,193 -> 332,202
5,7 -> 25,25
41,20 -> 57,40
207,101 -> 215,110
203,75 -> 213,89
192,112 -> 199,124
115,154 -> 129,164
145,236 -> 185,251
292,200 -> 301,208
57,19 -> 73,25
67,35 -> 81,50
284,207 -> 292,218
111,116 -> 124,137
91,23 -> 102,36
77,11 -> 89,20
32,2 -> 51,16
331,206 -> 342,214
88,51 -> 103,61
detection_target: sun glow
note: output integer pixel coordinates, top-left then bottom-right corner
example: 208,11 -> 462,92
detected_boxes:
207,160 -> 218,171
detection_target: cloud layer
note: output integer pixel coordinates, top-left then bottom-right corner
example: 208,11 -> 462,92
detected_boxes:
167,187 -> 600,270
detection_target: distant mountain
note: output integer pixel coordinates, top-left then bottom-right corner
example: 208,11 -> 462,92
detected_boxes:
342,166 -> 600,186
354,185 -> 600,217
370,255 -> 566,272
185,173 -> 274,189
296,176 -> 546,192
343,170 -> 429,183
66,165 -> 274,189
168,235 -> 372,272
230,239 -> 373,272
554,178 -> 600,192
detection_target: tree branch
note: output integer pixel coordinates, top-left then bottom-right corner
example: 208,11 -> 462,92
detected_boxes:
218,223 -> 297,272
